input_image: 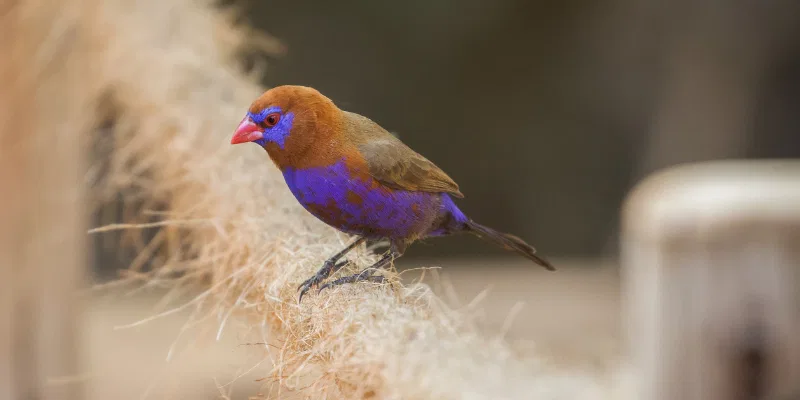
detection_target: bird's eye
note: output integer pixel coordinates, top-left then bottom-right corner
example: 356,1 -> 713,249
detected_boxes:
264,112 -> 280,128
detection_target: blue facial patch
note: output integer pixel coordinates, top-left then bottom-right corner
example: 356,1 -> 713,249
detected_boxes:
247,106 -> 295,149
247,106 -> 280,124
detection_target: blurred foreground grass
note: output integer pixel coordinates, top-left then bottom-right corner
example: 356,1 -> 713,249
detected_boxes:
86,258 -> 619,399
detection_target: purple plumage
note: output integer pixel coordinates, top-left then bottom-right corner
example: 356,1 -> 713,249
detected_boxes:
283,159 -> 468,240
231,85 -> 554,302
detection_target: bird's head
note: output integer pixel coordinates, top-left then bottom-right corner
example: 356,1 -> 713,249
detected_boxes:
231,85 -> 340,167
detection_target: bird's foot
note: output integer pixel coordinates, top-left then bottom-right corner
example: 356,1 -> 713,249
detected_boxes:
317,269 -> 386,295
298,260 -> 349,303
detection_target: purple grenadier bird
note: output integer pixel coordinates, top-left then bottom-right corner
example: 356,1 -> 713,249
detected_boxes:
230,85 -> 554,302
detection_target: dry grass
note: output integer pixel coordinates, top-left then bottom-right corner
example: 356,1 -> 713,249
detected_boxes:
13,0 -> 627,397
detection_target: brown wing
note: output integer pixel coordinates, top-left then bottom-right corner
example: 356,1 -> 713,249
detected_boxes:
343,111 -> 464,198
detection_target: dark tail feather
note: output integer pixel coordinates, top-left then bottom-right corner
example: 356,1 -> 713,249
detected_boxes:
464,220 -> 555,271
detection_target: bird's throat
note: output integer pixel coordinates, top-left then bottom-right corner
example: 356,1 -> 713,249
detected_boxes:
265,137 -> 345,171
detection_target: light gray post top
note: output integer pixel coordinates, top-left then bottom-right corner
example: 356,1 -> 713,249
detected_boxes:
623,160 -> 800,243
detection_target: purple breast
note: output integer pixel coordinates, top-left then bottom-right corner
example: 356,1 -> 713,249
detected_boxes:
282,160 -> 442,238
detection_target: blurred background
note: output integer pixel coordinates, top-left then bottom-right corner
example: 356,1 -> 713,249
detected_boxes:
5,0 -> 800,398
97,0 -> 800,273
245,0 -> 800,260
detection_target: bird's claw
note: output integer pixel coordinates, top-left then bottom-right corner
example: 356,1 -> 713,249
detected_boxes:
297,260 -> 349,303
297,283 -> 313,304
316,269 -> 385,295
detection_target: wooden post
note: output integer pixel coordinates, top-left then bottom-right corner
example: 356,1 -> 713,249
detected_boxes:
621,160 -> 800,400
0,1 -> 93,399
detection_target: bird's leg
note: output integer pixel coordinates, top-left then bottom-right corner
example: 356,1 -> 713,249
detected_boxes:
298,237 -> 366,302
317,250 -> 400,294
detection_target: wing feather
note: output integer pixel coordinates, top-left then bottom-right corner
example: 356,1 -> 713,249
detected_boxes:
343,111 -> 464,198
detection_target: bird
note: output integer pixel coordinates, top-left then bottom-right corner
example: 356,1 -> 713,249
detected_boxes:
230,85 -> 554,302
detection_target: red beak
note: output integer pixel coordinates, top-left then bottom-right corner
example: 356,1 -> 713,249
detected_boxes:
230,118 -> 264,144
